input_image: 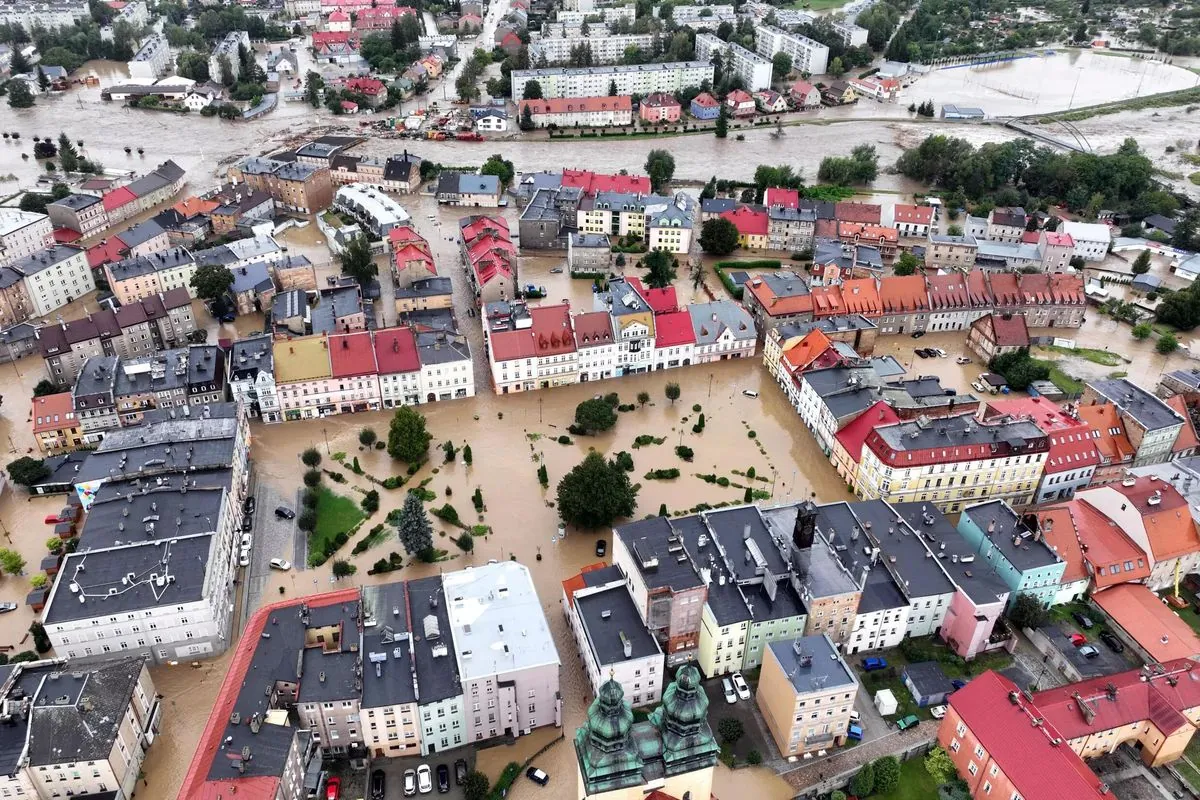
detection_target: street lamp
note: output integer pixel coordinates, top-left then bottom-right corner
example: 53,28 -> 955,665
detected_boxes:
322,427 -> 330,453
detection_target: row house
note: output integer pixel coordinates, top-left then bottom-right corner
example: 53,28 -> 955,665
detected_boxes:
227,335 -> 281,422
105,247 -> 198,305
979,397 -> 1099,502
47,193 -> 108,236
228,156 -> 334,214
517,95 -> 634,128
205,183 -> 277,234
925,233 -> 978,269
836,222 -> 898,259
575,311 -> 619,381
460,215 -> 516,304
32,391 -> 85,454
720,206 -> 769,250
891,203 -> 933,238
876,275 -> 930,335
485,302 -> 579,394
767,206 -> 816,252
0,208 -> 53,268
1082,378 -> 1185,466
925,272 -> 989,333
1077,403 -> 1136,485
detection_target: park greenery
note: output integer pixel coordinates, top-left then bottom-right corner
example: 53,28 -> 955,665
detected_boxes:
556,452 -> 638,529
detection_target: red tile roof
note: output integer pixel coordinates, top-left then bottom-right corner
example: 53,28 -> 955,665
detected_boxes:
328,9 -> 349,19
174,197 -> 218,218
489,304 -> 576,362
725,89 -> 753,105
1091,584 -> 1200,662
764,187 -> 800,209
328,330 -> 378,377
102,186 -> 136,212
642,92 -> 680,108
946,671 -> 1109,800
720,206 -> 769,237
988,272 -> 1021,305
344,76 -> 386,96
52,228 -> 82,244
1066,499 -> 1149,586
811,279 -> 880,317
653,310 -> 696,348
1078,404 -> 1135,468
561,169 -> 651,195
1044,231 -> 1074,247
926,273 -> 969,310
1021,230 -> 1041,245
781,328 -> 833,373
837,221 -> 898,245
373,326 -> 420,374
460,215 -> 508,242
691,92 -> 718,108
790,79 -> 817,97
878,275 -> 929,313
835,401 -> 900,462
1048,273 -> 1085,305
88,237 -> 126,269
31,392 -> 77,434
574,311 -> 614,347
625,277 -> 677,314
519,96 -> 631,116
980,397 -> 1099,473
461,216 -> 515,286
834,202 -> 881,225
390,227 -> 435,275
966,269 -> 993,307
1167,395 -> 1200,454
1099,476 -> 1199,562
892,204 -> 932,226
976,313 -> 1029,348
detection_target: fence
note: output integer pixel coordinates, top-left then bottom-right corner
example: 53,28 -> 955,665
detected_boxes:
784,733 -> 936,798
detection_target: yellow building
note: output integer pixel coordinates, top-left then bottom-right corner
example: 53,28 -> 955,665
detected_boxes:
756,635 -> 858,757
698,604 -> 747,678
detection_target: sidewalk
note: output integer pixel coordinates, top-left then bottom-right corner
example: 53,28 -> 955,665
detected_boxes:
779,726 -> 934,795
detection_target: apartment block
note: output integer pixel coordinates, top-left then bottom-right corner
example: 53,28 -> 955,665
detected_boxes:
229,156 -> 334,213
754,25 -> 830,76
757,636 -> 857,757
529,32 -> 655,65
0,208 -> 53,268
510,61 -> 714,99
695,33 -> 772,91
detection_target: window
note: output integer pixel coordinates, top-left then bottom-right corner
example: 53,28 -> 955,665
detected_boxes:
967,761 -> 978,776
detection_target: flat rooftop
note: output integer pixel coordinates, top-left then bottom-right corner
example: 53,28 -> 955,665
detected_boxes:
768,635 -> 857,696
577,585 -> 661,666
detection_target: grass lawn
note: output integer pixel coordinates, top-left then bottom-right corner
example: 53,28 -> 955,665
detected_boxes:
855,640 -> 1012,723
310,487 -> 365,557
1175,758 -> 1200,793
1157,585 -> 1200,636
1046,364 -> 1085,396
871,755 -> 941,800
783,0 -> 847,8
1034,345 -> 1124,367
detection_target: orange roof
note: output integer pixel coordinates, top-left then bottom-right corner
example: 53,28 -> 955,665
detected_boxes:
1068,499 -> 1151,587
837,221 -> 898,244
489,303 -> 576,362
745,277 -> 813,317
781,328 -> 832,372
519,95 -> 631,116
1167,395 -> 1200,455
31,392 -> 77,434
878,274 -> 929,313
1103,476 -> 1199,562
173,196 -> 219,218
1092,583 -> 1200,662
1078,404 -> 1135,467
1032,506 -> 1088,585
561,562 -> 610,608
838,278 -> 880,316
926,272 -> 970,310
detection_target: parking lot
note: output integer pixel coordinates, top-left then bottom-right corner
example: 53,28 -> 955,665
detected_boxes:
1039,621 -> 1135,679
239,479 -> 302,624
371,752 -> 474,800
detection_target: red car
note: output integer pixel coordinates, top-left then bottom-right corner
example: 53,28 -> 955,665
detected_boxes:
44,514 -> 66,525
326,777 -> 341,800
1068,633 -> 1087,647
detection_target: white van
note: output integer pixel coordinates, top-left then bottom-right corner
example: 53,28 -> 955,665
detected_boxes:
722,677 -> 737,703
742,390 -> 759,398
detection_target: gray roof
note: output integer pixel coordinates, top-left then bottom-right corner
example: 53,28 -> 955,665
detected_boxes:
767,635 -> 857,695
570,232 -> 610,248
117,220 -> 166,250
520,187 -> 566,222
9,245 -> 83,275
511,60 -> 711,79
762,504 -> 859,600
272,288 -> 307,320
26,657 -> 147,766
45,535 -> 212,623
395,277 -> 453,300
876,413 -> 1045,452
295,141 -> 342,159
73,407 -> 239,483
688,301 -> 755,345
816,501 -> 908,613
768,206 -> 816,222
80,477 -> 226,549
961,500 -> 1061,573
892,502 -> 1010,606
802,366 -> 881,421
615,516 -> 704,592
229,261 -> 273,294
230,334 -> 274,380
209,597 -> 360,781
756,271 -> 810,298
406,576 -> 461,703
126,171 -> 170,198
73,355 -> 119,400
1088,378 -> 1184,432
778,315 -> 877,339
49,193 -> 101,211
929,233 -> 978,246
361,581 -> 418,709
701,198 -> 737,214
1164,369 -> 1200,392
415,330 -> 470,365
457,174 -> 500,195
0,660 -> 62,774
847,500 -> 955,599
576,585 -> 661,666
106,247 -> 195,282
904,660 -> 954,697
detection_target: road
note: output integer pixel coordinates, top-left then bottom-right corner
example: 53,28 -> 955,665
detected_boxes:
435,0 -> 513,102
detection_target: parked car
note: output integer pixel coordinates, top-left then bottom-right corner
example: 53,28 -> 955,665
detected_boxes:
0,603 -> 18,613
930,705 -> 948,719
244,495 -> 256,515
915,349 -> 930,359
1099,631 -> 1125,653
1079,645 -> 1100,659
732,672 -> 750,701
848,709 -> 861,725
43,514 -> 67,525
595,539 -> 606,557
1072,611 -> 1095,629
437,764 -> 450,793
955,356 -> 972,365
326,776 -> 341,800
896,715 -> 920,730
525,767 -> 549,786
847,724 -> 864,741
404,768 -> 417,797
742,389 -> 759,398
932,348 -> 947,357
242,515 -> 254,532
1068,632 -> 1087,647
861,657 -> 888,671
269,558 -> 292,570
240,533 -> 252,550
722,677 -> 737,703
275,506 -> 296,520
370,769 -> 385,799
911,331 -> 925,339
951,679 -> 968,691
971,380 -> 988,393
417,764 -> 432,794
239,552 -> 250,567
454,759 -> 467,785
550,267 -> 563,274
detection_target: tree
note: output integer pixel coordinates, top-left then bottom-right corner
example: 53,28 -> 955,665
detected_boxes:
700,176 -> 717,201
522,79 -> 543,99
359,428 -> 377,447
388,406 -> 432,464
1007,592 -> 1048,630
396,490 -> 434,556
849,764 -> 875,797
1132,249 -> 1152,275
1132,323 -> 1152,339
361,490 -> 380,515
177,50 -> 210,82
894,252 -> 920,276
33,379 -> 61,397
989,348 -> 1050,391
644,149 -> 676,193
1173,210 -> 1199,251
463,771 -> 490,800
301,448 -> 322,468
828,56 -> 844,77
303,469 -> 322,488
332,559 -> 357,578
218,53 -> 234,86
575,398 -> 618,433
947,223 -> 964,236
480,153 -> 515,188
714,104 -> 728,138
56,132 -> 78,173
0,549 -> 25,576
699,218 -> 740,255
925,746 -> 957,784
717,717 -> 744,744
1158,333 -> 1179,354
556,452 -> 639,529
9,45 -> 30,75
340,234 -> 377,288
6,457 -> 48,487
771,51 -> 792,80
637,391 -> 650,407
190,263 -> 235,302
665,383 -> 681,404
463,445 -> 473,465
641,250 -> 676,289
456,532 -> 474,551
873,756 -> 901,794
33,140 -> 57,160
8,81 -> 34,108
305,70 -> 324,108
29,622 -> 51,653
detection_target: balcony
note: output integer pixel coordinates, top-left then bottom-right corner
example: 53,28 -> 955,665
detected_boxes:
804,730 -> 837,747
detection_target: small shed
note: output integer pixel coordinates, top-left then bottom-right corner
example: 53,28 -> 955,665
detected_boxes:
902,661 -> 955,707
874,688 -> 898,716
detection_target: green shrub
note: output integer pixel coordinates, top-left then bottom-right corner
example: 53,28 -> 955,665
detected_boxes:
644,468 -> 681,480
537,464 -> 549,486
675,445 -> 694,461
472,487 -> 484,512
692,404 -> 702,412
456,532 -> 474,551
716,476 -> 730,487
557,435 -> 573,445
303,469 -> 322,487
433,503 -> 460,524
361,490 -> 380,515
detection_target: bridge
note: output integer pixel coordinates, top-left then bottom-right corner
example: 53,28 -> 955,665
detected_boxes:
999,117 -> 1093,153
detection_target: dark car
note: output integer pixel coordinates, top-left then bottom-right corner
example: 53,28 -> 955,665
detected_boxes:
911,331 -> 926,339
1099,630 -> 1125,653
595,539 -> 607,557
242,515 -> 254,532
275,506 -> 296,520
861,657 -> 888,671
915,349 -> 930,359
525,767 -> 549,786
244,496 -> 256,515
454,759 -> 467,786
437,764 -> 450,793
370,769 -> 385,799
1072,611 -> 1095,629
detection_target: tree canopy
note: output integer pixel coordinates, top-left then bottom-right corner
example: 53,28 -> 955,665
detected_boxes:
396,490 -> 434,557
574,398 -> 618,434
641,250 -> 677,289
190,263 -> 235,302
817,144 -> 878,185
387,406 -> 432,464
644,149 -> 676,193
556,452 -> 639,529
699,218 -> 740,255
480,153 -> 515,188
988,348 -> 1050,391
340,234 -> 377,288
6,457 -> 48,487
